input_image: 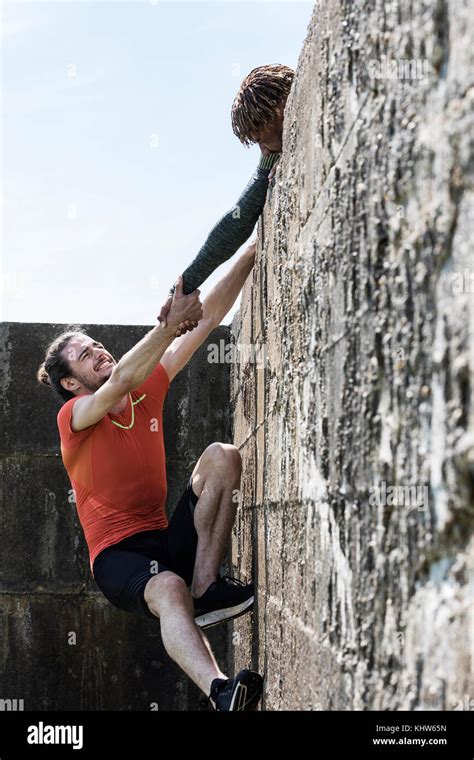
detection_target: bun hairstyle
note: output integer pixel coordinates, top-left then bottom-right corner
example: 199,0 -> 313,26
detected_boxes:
36,325 -> 85,403
37,363 -> 52,387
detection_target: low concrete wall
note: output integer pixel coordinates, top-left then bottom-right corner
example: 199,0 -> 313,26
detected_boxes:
0,321 -> 231,710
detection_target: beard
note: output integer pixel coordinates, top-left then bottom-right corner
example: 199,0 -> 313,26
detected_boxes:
76,369 -> 112,393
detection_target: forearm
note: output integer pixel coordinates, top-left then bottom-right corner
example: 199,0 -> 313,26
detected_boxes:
170,152 -> 279,296
114,322 -> 176,390
204,247 -> 255,327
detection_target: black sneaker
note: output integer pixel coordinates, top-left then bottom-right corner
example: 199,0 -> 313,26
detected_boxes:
209,669 -> 263,711
193,574 -> 254,629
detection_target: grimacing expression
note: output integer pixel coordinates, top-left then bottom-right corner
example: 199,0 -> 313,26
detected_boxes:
61,335 -> 117,394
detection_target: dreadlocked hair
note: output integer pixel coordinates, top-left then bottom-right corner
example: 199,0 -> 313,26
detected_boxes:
36,325 -> 85,404
231,64 -> 295,146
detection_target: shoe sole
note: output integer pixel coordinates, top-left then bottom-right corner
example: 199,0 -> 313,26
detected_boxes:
195,595 -> 254,629
228,671 -> 263,711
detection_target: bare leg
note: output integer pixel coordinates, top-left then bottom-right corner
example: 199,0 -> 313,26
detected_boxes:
189,443 -> 242,598
144,570 -> 227,700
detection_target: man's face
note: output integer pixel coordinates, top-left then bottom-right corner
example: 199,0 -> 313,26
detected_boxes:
61,334 -> 117,395
251,107 -> 285,152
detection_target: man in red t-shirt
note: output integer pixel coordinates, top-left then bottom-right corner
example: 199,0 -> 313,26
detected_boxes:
37,244 -> 263,711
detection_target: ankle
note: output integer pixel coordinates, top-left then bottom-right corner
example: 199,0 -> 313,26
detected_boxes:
207,674 -> 229,707
192,576 -> 218,599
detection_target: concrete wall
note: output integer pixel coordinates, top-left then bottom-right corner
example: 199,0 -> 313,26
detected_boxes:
0,321 -> 231,710
229,0 -> 473,710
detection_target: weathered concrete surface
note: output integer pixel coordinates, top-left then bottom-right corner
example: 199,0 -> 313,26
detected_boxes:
229,0 -> 474,709
0,321 -> 231,710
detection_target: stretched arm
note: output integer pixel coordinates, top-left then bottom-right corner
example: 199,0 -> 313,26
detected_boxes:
169,152 -> 279,297
71,278 -> 203,430
160,242 -> 256,383
71,325 -> 176,432
202,240 -> 256,326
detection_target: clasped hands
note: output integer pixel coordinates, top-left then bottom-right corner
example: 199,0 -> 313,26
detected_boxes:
157,275 -> 203,338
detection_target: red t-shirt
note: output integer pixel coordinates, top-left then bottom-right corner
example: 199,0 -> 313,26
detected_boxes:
57,362 -> 170,577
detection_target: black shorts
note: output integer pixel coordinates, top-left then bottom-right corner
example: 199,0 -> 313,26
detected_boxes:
92,476 -> 199,620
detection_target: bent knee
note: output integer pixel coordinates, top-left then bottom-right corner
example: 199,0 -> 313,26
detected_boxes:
205,442 -> 242,471
144,571 -> 190,615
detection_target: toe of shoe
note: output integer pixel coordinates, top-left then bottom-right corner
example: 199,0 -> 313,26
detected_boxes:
235,670 -> 263,710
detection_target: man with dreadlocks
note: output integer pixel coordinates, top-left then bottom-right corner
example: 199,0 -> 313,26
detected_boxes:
158,63 -> 294,325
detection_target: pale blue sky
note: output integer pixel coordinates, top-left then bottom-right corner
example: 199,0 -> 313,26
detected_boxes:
1,0 -> 312,326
